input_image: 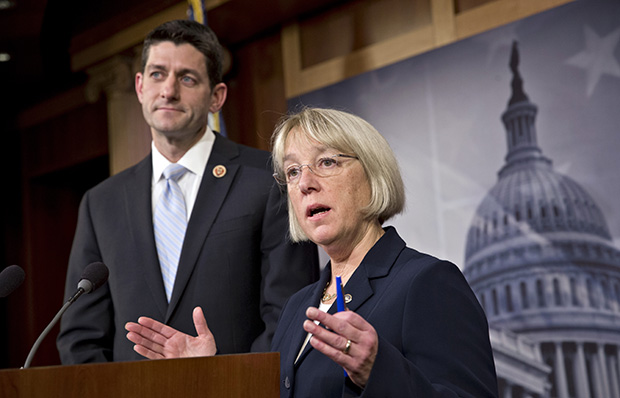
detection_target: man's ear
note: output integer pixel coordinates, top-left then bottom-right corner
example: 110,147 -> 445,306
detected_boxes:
135,72 -> 144,104
209,82 -> 228,113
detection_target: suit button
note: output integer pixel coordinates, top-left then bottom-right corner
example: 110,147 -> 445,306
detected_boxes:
284,377 -> 291,389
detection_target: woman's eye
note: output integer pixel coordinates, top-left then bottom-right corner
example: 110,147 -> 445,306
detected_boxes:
286,167 -> 300,178
319,158 -> 337,168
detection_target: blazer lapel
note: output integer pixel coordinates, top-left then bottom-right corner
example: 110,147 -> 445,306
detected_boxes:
165,135 -> 240,320
287,270 -> 328,370
344,227 -> 406,315
124,155 -> 169,316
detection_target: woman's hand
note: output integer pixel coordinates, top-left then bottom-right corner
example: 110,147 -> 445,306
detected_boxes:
125,306 -> 217,359
303,307 -> 378,388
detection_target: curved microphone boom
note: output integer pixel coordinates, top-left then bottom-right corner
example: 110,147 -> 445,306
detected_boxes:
0,265 -> 25,297
22,262 -> 109,369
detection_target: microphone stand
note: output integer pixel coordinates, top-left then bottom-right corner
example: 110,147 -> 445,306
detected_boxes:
22,288 -> 86,369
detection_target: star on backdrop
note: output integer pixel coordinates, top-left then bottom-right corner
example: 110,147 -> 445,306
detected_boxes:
565,25 -> 620,97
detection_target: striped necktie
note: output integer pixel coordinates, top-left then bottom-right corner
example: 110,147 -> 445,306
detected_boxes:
154,163 -> 188,302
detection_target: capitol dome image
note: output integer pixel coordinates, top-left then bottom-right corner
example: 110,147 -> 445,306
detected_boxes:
464,42 -> 620,398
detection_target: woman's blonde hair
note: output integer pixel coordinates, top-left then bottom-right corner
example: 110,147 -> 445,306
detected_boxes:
271,107 -> 405,242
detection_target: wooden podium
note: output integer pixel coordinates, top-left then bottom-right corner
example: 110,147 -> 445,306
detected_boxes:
0,353 -> 280,398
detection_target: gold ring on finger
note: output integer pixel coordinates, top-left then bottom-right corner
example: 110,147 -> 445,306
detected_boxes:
343,339 -> 352,354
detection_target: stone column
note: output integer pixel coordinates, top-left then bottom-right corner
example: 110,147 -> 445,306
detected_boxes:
85,53 -> 151,175
554,342 -> 569,398
607,350 -> 620,398
617,346 -> 620,386
575,342 -> 591,398
597,343 -> 611,398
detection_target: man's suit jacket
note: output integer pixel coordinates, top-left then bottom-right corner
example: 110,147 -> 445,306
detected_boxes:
57,133 -> 319,364
271,227 -> 498,398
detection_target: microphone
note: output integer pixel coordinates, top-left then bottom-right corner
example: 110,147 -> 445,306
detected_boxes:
0,265 -> 25,297
22,262 -> 109,369
70,261 -> 110,301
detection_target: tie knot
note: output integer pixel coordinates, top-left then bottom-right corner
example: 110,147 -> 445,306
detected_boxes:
163,163 -> 188,182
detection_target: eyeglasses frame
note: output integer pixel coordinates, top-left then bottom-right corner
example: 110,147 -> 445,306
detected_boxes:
272,153 -> 359,186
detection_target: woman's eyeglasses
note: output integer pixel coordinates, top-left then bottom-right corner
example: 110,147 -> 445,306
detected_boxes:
273,154 -> 359,186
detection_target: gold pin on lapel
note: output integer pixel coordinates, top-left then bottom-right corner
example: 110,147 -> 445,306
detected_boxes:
345,294 -> 352,304
212,165 -> 227,178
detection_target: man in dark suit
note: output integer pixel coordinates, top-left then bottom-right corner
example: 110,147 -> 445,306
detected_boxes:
56,19 -> 319,364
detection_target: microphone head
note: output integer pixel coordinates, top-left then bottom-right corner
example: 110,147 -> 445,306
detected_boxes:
0,265 -> 25,298
78,262 -> 109,294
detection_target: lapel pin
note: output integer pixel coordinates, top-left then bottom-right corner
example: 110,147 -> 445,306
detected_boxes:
212,165 -> 227,178
345,294 -> 352,303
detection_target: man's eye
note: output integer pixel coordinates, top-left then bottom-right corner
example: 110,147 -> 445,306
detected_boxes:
181,76 -> 197,85
151,71 -> 163,79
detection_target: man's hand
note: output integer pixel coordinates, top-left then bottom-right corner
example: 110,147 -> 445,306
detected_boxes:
125,306 -> 217,359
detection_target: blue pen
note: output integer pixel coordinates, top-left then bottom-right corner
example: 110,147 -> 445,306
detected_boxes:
336,276 -> 346,312
335,276 -> 348,377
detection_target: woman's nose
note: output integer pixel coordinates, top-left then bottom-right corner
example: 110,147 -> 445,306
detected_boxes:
297,165 -> 319,194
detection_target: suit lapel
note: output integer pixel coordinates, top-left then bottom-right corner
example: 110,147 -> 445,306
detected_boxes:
123,155 -> 169,316
165,135 -> 240,321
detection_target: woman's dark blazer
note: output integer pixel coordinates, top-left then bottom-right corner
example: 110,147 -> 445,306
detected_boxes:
272,227 -> 498,397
